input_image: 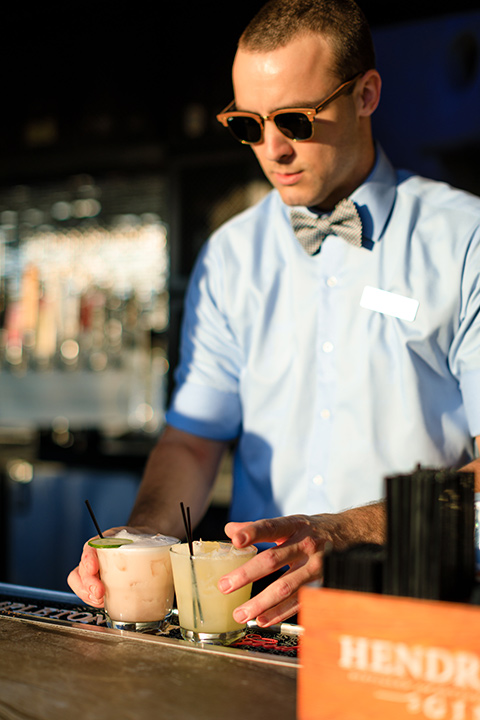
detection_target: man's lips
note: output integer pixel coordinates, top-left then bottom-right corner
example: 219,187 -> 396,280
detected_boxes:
272,170 -> 303,185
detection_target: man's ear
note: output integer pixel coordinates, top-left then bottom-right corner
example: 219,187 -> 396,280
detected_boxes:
356,69 -> 382,117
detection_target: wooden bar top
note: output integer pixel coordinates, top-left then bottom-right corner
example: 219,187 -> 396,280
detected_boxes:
0,615 -> 297,720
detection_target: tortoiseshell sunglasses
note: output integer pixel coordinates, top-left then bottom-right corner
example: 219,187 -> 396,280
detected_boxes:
216,73 -> 363,145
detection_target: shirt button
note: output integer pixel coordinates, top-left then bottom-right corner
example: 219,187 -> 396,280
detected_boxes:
312,475 -> 324,486
322,341 -> 334,353
320,409 -> 331,419
327,276 -> 338,287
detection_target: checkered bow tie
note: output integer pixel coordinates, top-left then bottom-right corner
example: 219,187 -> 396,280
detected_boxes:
290,198 -> 363,255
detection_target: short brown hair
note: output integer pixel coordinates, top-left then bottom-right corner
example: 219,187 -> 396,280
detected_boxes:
238,0 -> 375,82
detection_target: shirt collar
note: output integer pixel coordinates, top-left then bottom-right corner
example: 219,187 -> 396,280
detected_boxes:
350,143 -> 397,244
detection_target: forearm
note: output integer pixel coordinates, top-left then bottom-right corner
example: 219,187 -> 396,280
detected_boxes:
318,454 -> 480,551
128,425 -> 228,538
325,500 -> 387,549
323,456 -> 480,550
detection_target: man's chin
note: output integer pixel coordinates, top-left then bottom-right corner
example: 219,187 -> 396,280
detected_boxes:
276,187 -> 321,208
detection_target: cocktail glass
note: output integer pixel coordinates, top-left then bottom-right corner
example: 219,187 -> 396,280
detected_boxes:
170,540 -> 257,644
93,530 -> 180,632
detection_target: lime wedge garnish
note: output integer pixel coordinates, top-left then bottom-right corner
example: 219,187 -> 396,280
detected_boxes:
88,537 -> 135,548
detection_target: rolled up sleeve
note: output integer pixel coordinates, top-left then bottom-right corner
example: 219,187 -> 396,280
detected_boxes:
165,240 -> 243,441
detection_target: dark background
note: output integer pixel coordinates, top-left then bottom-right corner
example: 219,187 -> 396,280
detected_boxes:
0,0 -> 479,184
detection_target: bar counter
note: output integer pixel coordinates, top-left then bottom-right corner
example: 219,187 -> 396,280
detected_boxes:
0,584 -> 298,720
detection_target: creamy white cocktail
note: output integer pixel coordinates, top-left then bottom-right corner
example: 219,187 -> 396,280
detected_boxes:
90,530 -> 180,631
170,540 -> 257,644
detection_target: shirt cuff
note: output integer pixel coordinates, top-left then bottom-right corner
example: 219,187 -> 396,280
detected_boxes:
165,383 -> 241,441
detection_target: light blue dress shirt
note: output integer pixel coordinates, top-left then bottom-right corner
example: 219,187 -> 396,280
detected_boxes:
166,146 -> 480,522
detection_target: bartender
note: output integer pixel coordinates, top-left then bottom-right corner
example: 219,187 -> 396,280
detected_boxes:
68,0 -> 480,627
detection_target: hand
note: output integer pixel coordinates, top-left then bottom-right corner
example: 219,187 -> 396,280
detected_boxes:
67,537 -> 106,608
219,514 -> 334,627
219,507 -> 385,627
67,525 -> 158,607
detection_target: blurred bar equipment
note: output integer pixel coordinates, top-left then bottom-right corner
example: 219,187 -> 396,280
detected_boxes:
0,173 -> 171,590
0,174 -> 169,433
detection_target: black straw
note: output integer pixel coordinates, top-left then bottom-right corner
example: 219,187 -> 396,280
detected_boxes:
180,501 -> 203,624
85,500 -> 104,538
180,502 -> 194,555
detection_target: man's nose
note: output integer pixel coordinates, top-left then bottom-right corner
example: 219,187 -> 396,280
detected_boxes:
261,120 -> 295,161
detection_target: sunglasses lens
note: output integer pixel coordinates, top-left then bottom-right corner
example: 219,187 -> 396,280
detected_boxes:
274,112 -> 313,140
227,116 -> 262,144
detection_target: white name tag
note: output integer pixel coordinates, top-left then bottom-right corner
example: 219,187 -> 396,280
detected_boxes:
360,286 -> 419,322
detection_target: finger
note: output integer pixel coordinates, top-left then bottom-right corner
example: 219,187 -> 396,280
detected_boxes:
67,566 -> 104,607
80,540 -> 100,576
231,557 -> 323,626
223,522 -> 251,547
232,569 -> 301,626
76,539 -> 105,606
218,543 -> 299,595
225,516 -> 302,547
67,567 -> 86,601
256,594 -> 300,627
81,575 -> 105,607
219,530 -> 322,595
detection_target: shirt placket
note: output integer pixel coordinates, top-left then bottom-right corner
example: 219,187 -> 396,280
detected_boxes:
306,239 -> 343,511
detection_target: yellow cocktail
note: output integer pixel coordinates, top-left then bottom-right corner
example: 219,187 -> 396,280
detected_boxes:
170,540 -> 257,644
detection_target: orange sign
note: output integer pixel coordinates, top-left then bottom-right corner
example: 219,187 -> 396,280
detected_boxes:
298,587 -> 480,720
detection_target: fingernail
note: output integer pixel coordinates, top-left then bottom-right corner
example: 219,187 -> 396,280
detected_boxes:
218,578 -> 232,593
90,586 -> 101,600
234,609 -> 248,623
236,532 -> 248,546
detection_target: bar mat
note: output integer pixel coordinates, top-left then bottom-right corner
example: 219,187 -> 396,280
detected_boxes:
0,591 -> 299,658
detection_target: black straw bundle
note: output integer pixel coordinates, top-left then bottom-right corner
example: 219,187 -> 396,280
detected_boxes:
384,466 -> 475,602
323,543 -> 385,594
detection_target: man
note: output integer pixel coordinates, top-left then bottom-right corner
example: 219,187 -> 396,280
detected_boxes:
68,0 -> 480,627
